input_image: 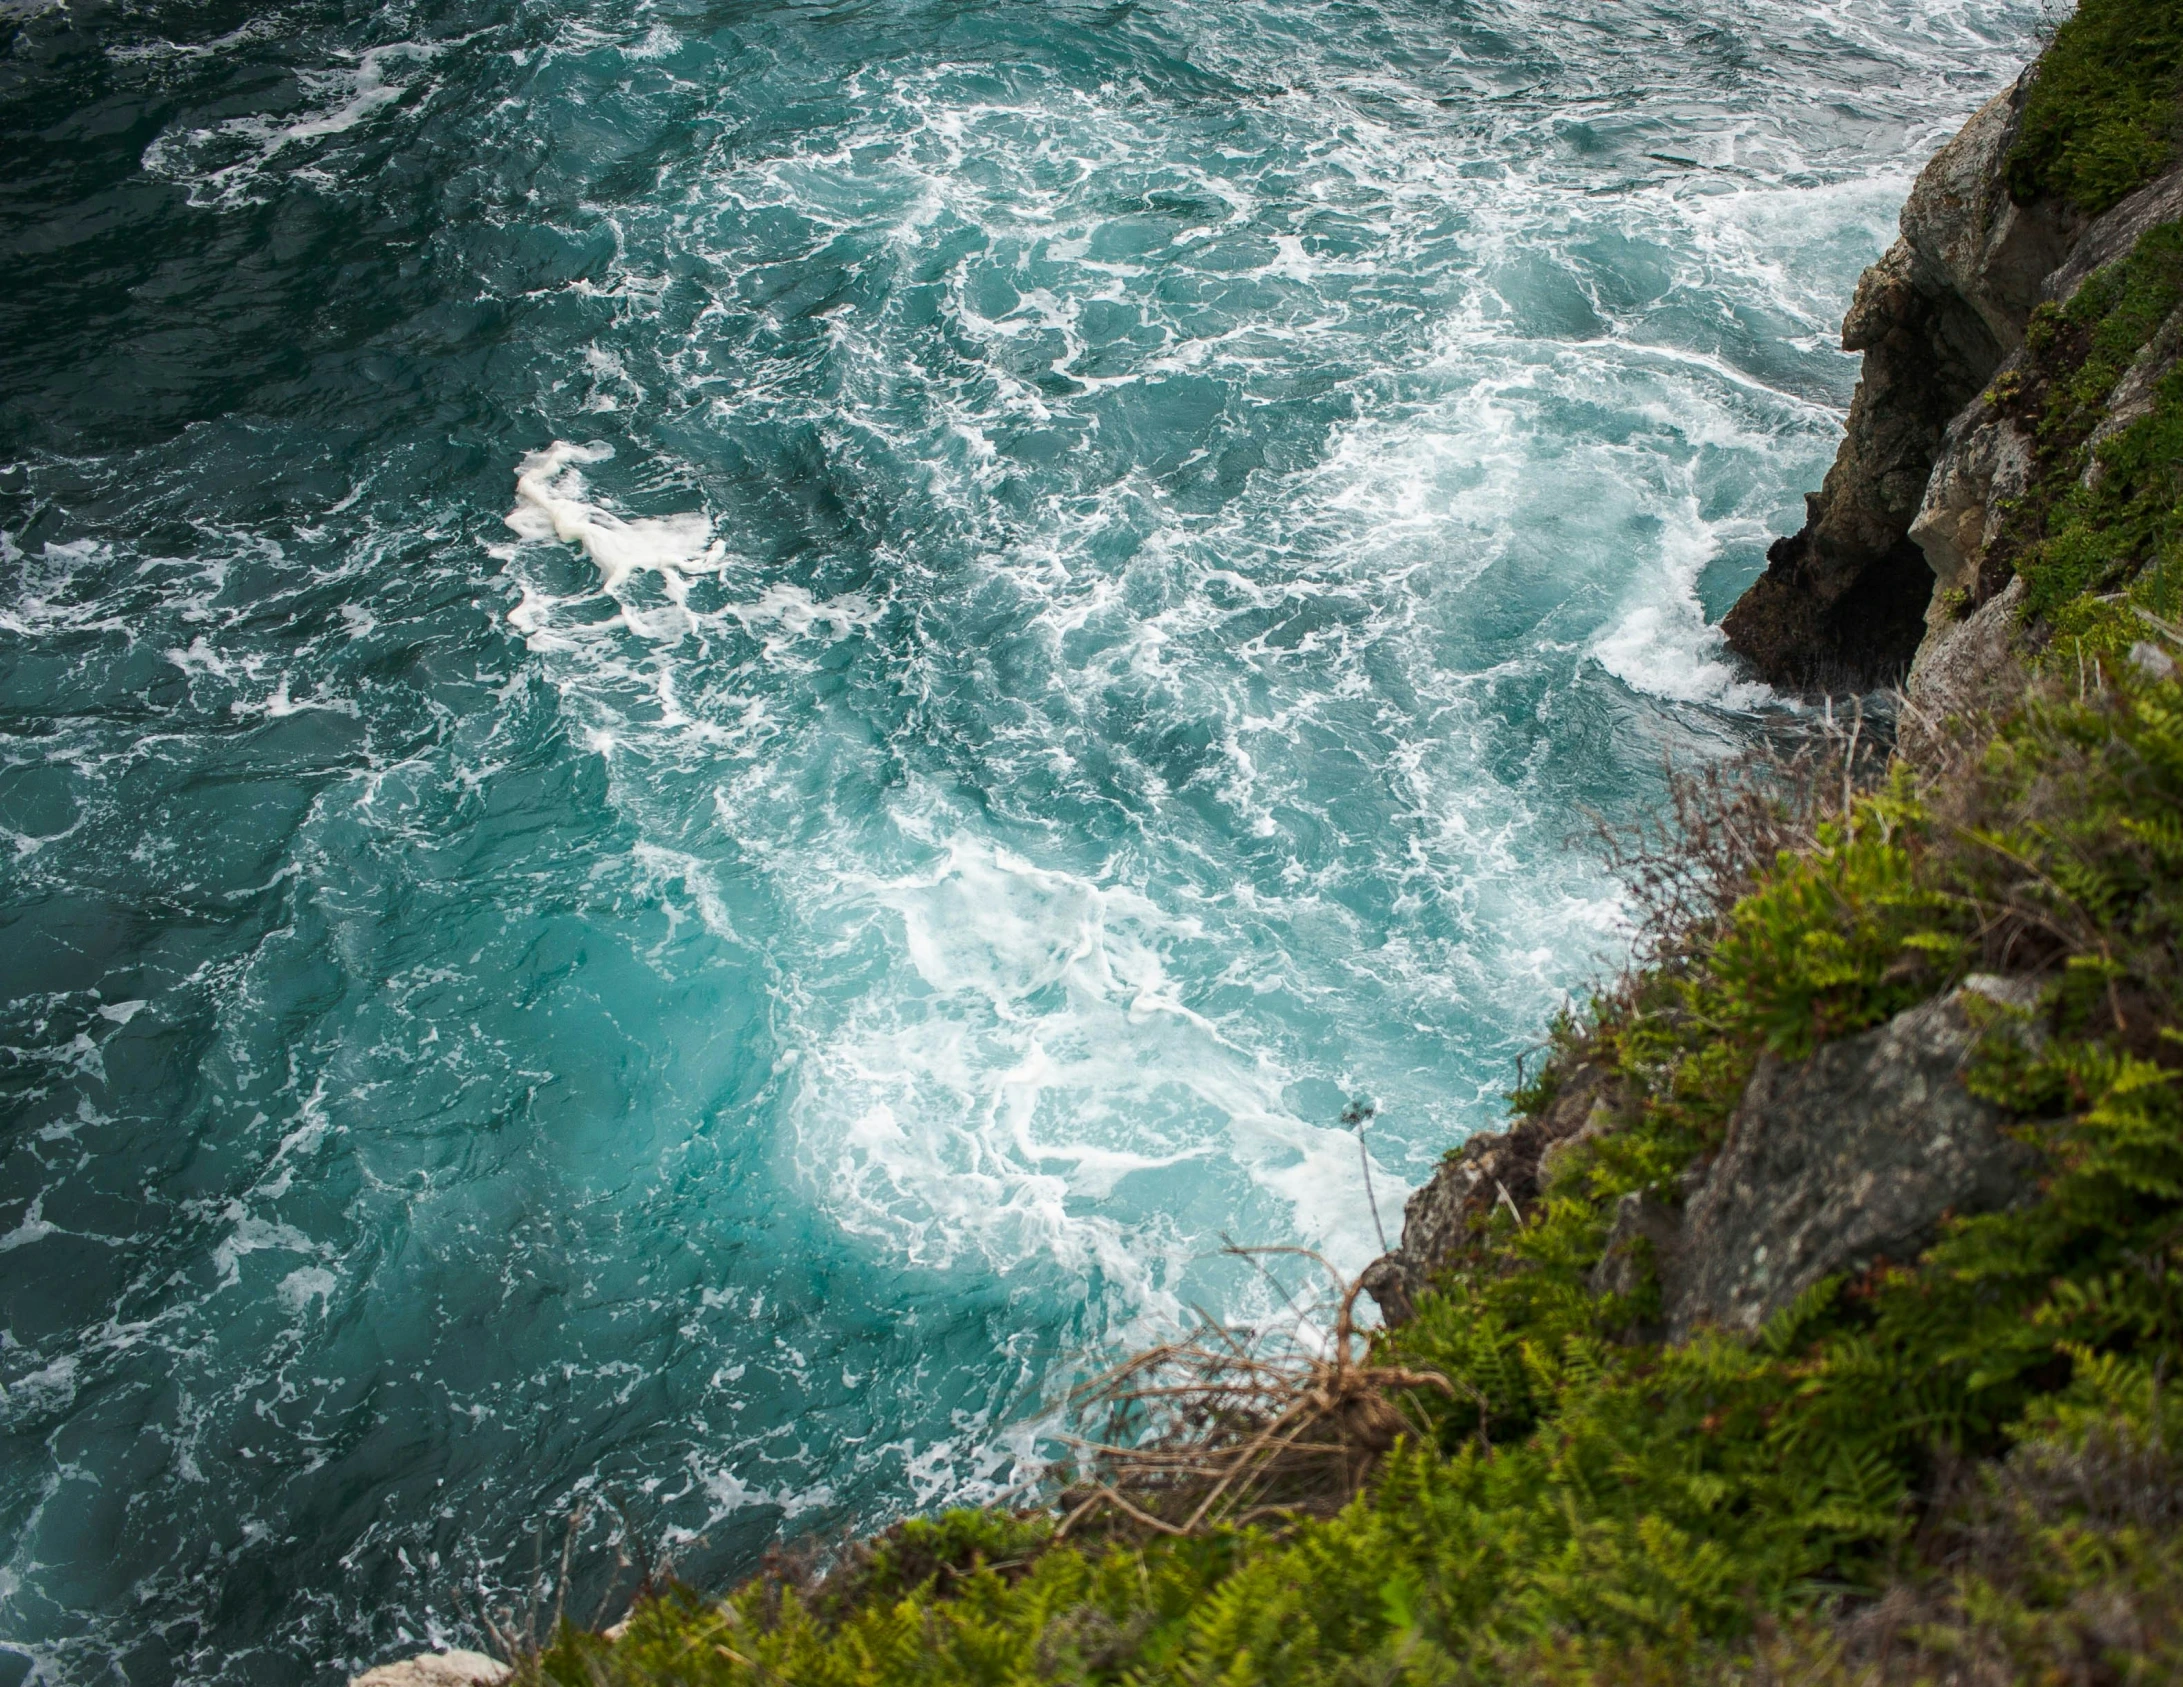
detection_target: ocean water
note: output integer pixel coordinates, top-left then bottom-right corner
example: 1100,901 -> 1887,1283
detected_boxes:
0,0 -> 2039,1680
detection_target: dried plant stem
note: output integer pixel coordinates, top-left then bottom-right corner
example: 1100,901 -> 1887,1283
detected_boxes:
1054,1250 -> 1452,1541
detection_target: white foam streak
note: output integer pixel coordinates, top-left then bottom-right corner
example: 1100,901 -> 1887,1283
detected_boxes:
141,40 -> 449,207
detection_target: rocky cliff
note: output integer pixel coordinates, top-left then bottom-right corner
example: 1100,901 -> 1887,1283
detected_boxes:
1368,17 -> 2183,1332
1719,71 -> 2082,691
384,14 -> 2183,1683
1720,58 -> 2183,704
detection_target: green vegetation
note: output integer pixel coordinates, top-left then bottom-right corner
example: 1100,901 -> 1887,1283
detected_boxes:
2006,0 -> 2183,214
1995,217 -> 2183,646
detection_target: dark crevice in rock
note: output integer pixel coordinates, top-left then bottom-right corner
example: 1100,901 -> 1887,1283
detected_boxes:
1722,69 -> 2083,694
1722,527 -> 1945,693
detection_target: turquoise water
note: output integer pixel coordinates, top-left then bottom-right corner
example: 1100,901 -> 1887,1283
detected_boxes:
0,1 -> 2036,1680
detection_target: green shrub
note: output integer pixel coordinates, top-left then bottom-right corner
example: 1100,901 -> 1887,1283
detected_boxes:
2007,0 -> 2183,214
1991,218 -> 2183,640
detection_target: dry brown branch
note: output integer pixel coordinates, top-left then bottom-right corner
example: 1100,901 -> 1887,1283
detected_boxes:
1588,702 -> 1895,975
1051,1250 -> 1452,1541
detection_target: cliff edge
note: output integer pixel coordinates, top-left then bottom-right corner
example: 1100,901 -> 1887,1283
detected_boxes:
1722,0 -> 2183,701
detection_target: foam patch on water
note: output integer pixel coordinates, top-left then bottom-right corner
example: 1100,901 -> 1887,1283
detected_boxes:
783,833 -> 1394,1315
1591,497 -> 1773,708
506,441 -> 726,591
141,39 -> 450,207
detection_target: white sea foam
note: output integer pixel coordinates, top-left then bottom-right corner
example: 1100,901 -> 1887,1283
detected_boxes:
0,1196 -> 56,1254
769,830 -> 1402,1323
505,441 -> 725,591
141,40 -> 449,207
277,1267 -> 337,1312
1592,499 -> 1773,708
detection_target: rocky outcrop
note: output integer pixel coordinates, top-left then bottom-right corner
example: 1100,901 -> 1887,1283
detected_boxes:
1905,397 -> 2035,615
1724,33 -> 2183,708
350,1651 -> 510,1687
1367,979 -> 2047,1341
1897,154 -> 2183,744
1722,73 -> 2081,691
1652,978 -> 2043,1339
1902,578 -> 2029,758
1360,1062 -> 1620,1325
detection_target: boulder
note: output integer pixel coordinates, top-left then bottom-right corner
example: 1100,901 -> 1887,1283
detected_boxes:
1661,978 -> 2043,1341
349,1651 -> 510,1687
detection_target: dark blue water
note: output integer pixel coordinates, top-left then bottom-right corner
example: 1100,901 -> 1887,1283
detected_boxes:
0,1 -> 2037,1680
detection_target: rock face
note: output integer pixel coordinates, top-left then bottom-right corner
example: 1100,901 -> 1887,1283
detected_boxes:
1368,981 -> 2044,1343
349,1651 -> 510,1687
1902,577 -> 2029,759
1900,154 -> 2183,744
1655,979 -> 2042,1340
1360,1062 -> 1620,1326
1722,74 -> 2080,691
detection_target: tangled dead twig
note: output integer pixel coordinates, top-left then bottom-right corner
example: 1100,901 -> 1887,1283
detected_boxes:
1590,701 -> 1895,974
1053,1249 -> 1452,1541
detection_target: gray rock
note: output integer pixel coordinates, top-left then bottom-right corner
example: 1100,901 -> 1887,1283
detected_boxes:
1536,1078 -> 1619,1189
2042,161 -> 2183,308
1663,979 -> 2043,1341
2132,641 -> 2179,682
1720,75 -> 2060,694
1898,79 -> 2078,358
1903,576 -> 2028,760
1357,1143 -> 1499,1328
1891,157 -> 2183,743
1589,1189 -> 1685,1306
2082,294 -> 2183,478
1907,389 -> 2034,612
1720,69 -> 2085,694
349,1651 -> 510,1687
1361,1060 -> 1620,1326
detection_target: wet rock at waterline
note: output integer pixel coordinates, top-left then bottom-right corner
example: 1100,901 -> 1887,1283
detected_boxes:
1723,71 -> 2078,692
